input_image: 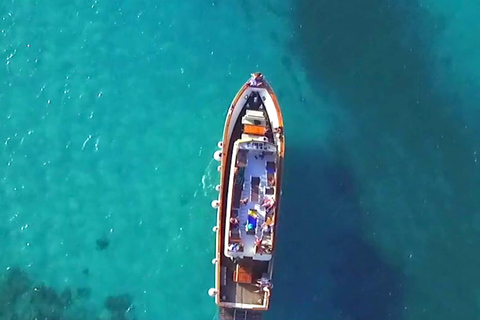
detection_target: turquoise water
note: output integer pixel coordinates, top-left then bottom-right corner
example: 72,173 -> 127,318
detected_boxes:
0,0 -> 479,319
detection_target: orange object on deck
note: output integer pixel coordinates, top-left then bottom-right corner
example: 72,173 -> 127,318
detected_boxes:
244,124 -> 266,136
233,264 -> 253,283
265,216 -> 274,226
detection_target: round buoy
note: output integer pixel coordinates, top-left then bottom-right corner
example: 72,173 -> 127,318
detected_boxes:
217,165 -> 221,172
215,185 -> 221,191
212,226 -> 219,232
217,141 -> 223,149
214,150 -> 222,162
208,288 -> 218,297
212,258 -> 218,264
211,200 -> 220,209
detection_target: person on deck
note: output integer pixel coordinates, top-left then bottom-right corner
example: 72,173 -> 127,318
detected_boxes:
262,223 -> 271,234
273,126 -> 283,135
230,217 -> 239,228
267,175 -> 275,187
262,197 -> 275,210
254,277 -> 273,293
248,73 -> 264,87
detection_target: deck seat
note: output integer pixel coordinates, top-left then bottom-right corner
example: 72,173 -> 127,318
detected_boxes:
237,149 -> 248,167
243,124 -> 266,136
250,177 -> 260,202
230,228 -> 242,243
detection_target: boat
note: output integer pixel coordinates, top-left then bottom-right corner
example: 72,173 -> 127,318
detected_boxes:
209,73 -> 285,320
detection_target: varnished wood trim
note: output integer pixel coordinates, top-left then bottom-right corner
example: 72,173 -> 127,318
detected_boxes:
215,84 -> 249,304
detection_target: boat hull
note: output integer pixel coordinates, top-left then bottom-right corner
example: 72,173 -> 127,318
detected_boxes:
211,73 -> 285,319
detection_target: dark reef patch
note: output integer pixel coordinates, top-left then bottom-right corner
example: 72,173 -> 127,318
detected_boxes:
0,267 -> 136,320
77,287 -> 92,299
96,237 -> 110,251
105,294 -> 135,320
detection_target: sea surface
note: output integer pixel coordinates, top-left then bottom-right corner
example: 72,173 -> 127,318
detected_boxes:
0,1 -> 479,320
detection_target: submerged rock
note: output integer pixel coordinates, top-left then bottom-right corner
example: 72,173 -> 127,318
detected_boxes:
96,238 -> 110,251
60,288 -> 73,307
104,294 -> 132,312
105,294 -> 134,320
5,267 -> 32,302
0,267 -> 137,320
29,284 -> 73,320
76,287 -> 91,299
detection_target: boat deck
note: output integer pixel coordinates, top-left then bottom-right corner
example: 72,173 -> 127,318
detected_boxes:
216,80 -> 284,320
225,144 -> 276,260
237,149 -> 275,256
219,308 -> 263,320
219,91 -> 271,309
220,257 -> 267,305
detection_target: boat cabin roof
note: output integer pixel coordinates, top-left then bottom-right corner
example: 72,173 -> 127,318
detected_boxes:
224,139 -> 278,261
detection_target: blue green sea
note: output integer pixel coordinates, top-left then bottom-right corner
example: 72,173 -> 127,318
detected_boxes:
1,0 -> 480,319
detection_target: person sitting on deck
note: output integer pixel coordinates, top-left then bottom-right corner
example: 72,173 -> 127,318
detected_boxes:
265,128 -> 274,141
254,277 -> 273,293
273,126 -> 283,135
230,217 -> 239,228
261,223 -> 271,234
262,197 -> 275,210
228,243 -> 243,253
267,175 -> 275,187
240,197 -> 248,205
248,73 -> 264,87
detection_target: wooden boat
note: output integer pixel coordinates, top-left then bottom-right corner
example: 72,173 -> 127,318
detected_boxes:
209,73 -> 285,320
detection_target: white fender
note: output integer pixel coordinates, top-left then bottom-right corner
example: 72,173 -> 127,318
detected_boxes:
212,258 -> 218,264
214,150 -> 222,162
208,288 -> 218,297
212,226 -> 219,232
211,200 -> 220,209
217,165 -> 221,172
215,185 -> 221,192
217,141 -> 223,149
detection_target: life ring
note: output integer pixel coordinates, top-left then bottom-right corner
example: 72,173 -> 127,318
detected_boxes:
214,150 -> 222,161
211,200 -> 220,209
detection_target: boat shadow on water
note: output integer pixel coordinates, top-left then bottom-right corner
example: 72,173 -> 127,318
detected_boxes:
272,0 -> 477,317
270,144 -> 404,320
